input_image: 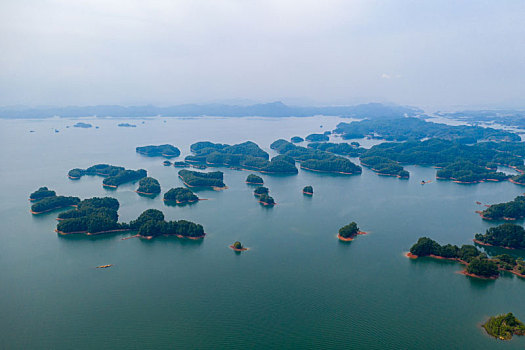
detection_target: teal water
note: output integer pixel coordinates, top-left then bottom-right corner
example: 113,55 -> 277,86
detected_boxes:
1,117 -> 525,349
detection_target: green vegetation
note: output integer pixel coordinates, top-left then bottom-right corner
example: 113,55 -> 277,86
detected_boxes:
130,209 -> 205,238
163,161 -> 172,166
68,168 -> 85,179
466,258 -> 499,277
303,186 -> 313,194
305,133 -> 329,142
164,187 -> 199,203
480,196 -> 525,220
232,241 -> 243,249
73,122 -> 92,128
270,139 -> 361,175
291,136 -> 304,143
56,197 -> 123,234
483,313 -> 525,340
103,169 -> 147,188
308,142 -> 362,157
136,177 -> 161,194
29,187 -> 56,201
173,161 -> 189,167
338,222 -> 359,238
409,237 -> 484,262
437,161 -> 509,183
31,196 -> 80,214
246,174 -> 264,184
259,194 -> 275,206
136,144 -> 181,158
511,174 -> 525,185
334,117 -> 520,142
178,169 -> 226,188
360,156 -> 409,178
253,186 -> 269,196
474,223 -> 525,249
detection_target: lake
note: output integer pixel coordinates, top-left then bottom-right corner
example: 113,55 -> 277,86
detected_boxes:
1,116 -> 524,349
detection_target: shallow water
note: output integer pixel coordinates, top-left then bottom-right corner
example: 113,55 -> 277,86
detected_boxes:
1,116 -> 524,349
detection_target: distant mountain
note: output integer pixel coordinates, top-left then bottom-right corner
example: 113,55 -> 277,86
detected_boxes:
0,102 -> 422,119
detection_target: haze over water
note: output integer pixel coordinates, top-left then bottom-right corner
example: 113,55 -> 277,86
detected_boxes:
1,117 -> 524,349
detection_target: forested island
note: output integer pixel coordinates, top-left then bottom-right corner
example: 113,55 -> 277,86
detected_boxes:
230,241 -> 248,251
333,117 -> 520,142
291,136 -> 304,143
178,169 -> 227,189
73,122 -> 92,128
163,187 -> 199,204
474,223 -> 525,249
136,144 -> 181,158
117,123 -> 136,127
478,195 -> 525,220
303,186 -> 313,195
358,138 -> 524,182
308,142 -> 362,157
29,187 -> 56,201
129,209 -> 205,239
337,222 -> 366,241
173,161 -> 189,167
360,156 -> 409,178
408,237 -> 525,279
246,174 -> 264,185
258,194 -> 275,206
67,164 -> 147,188
305,133 -> 329,142
136,177 -> 161,195
31,196 -> 80,214
482,313 -> 525,340
184,141 -> 298,174
270,139 -> 362,175
253,186 -> 269,196
163,161 -> 172,166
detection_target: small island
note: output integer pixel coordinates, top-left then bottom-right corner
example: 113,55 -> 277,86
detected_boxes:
408,237 -> 525,279
246,174 -> 264,185
303,186 -> 313,195
67,164 -> 146,188
163,187 -> 199,204
479,195 -> 525,221
337,222 -> 366,241
258,193 -> 275,206
230,241 -> 248,251
31,195 -> 80,214
163,160 -> 172,166
130,209 -> 205,239
305,133 -> 329,142
73,122 -> 92,128
136,144 -> 181,158
291,136 -> 304,143
29,187 -> 56,201
253,186 -> 269,197
474,223 -> 525,249
178,169 -> 227,189
117,123 -> 136,127
482,313 -> 525,340
136,177 -> 161,195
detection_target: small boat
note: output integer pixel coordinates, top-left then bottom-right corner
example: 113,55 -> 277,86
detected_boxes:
96,264 -> 113,269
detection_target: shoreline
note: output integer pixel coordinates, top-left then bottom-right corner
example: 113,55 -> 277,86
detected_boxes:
337,231 -> 367,242
102,183 -> 118,188
473,239 -> 515,250
135,190 -> 160,195
245,181 -> 264,185
300,165 -> 360,175
56,228 -> 131,236
31,205 -> 76,215
229,245 -> 249,252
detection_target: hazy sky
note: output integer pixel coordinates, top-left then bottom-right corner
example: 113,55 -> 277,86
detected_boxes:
1,0 -> 524,109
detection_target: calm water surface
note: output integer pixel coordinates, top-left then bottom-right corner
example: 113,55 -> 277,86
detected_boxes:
1,117 -> 524,349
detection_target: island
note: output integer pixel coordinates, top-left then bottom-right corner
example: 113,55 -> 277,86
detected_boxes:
117,123 -> 136,127
246,174 -> 264,185
178,169 -> 227,189
360,156 -> 409,178
31,196 -> 80,214
163,160 -> 172,166
103,169 -> 147,188
136,177 -> 161,195
436,161 -> 509,183
185,140 -> 299,174
510,174 -> 525,185
29,187 -> 56,201
270,139 -> 361,175
337,222 -> 366,241
130,209 -> 205,239
73,122 -> 92,128
253,186 -> 269,196
303,186 -> 313,195
230,241 -> 248,251
474,223 -> 525,249
173,161 -> 189,167
478,195 -> 525,220
291,136 -> 304,143
305,133 -> 329,142
408,237 -> 525,279
308,142 -> 362,157
482,313 -> 525,340
136,144 -> 181,158
333,117 -> 520,142
163,187 -> 199,204
258,194 -> 275,206
67,164 -> 125,179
